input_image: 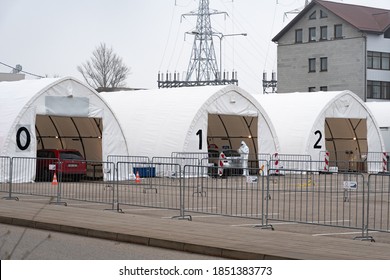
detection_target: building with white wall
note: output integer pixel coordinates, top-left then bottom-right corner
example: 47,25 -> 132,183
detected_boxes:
272,0 -> 390,101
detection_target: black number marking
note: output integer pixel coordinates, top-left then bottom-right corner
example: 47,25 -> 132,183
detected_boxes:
196,129 -> 202,150
16,127 -> 31,150
314,130 -> 322,149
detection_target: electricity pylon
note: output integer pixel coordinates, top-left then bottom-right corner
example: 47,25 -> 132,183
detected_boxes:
183,0 -> 224,82
157,0 -> 240,88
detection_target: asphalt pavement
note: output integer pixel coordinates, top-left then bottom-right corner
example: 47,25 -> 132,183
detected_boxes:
2,198 -> 390,260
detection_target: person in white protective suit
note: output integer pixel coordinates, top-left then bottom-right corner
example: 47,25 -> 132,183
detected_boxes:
238,141 -> 249,176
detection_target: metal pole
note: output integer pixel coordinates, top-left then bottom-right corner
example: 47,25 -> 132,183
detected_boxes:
220,35 -> 222,80
213,33 -> 247,81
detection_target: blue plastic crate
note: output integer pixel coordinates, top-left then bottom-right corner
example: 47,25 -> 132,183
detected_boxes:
133,167 -> 156,178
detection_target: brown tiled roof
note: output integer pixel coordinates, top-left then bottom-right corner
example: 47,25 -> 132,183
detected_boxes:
273,0 -> 390,42
319,0 -> 390,32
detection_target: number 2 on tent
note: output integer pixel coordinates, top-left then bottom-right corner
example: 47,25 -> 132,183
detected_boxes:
314,130 -> 322,149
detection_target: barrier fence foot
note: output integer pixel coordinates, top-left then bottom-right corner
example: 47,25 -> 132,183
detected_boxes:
254,224 -> 274,231
172,215 -> 192,221
50,201 -> 67,206
2,196 -> 19,201
105,203 -> 124,213
353,236 -> 375,242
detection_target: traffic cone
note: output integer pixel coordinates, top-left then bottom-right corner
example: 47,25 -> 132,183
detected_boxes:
135,171 -> 141,183
52,172 -> 58,186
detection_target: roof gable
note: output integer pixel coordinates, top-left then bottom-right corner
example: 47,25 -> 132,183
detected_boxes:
273,0 -> 390,42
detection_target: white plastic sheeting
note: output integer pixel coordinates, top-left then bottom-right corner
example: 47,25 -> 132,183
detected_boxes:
253,91 -> 385,168
99,85 -> 279,158
0,77 -> 127,182
366,102 -> 390,152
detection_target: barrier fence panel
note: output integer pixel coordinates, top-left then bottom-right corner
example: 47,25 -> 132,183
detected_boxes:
8,157 -> 60,202
182,165 -> 268,221
59,161 -> 116,207
116,161 -> 182,211
270,154 -> 312,174
107,155 -> 150,181
365,152 -> 389,173
152,156 -> 202,178
319,150 -> 389,174
267,168 -> 366,233
367,174 -> 390,233
0,156 -> 11,195
171,152 -> 208,162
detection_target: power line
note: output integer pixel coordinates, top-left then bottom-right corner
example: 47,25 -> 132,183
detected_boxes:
0,61 -> 44,78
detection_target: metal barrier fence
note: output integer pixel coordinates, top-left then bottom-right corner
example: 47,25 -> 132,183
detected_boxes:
1,157 -> 116,207
181,165 -> 269,224
3,154 -> 390,240
269,154 -> 312,174
116,161 -> 182,211
107,155 -> 150,181
266,168 -> 366,235
0,156 -> 11,195
58,161 -> 116,206
319,150 -> 389,173
367,173 -> 390,234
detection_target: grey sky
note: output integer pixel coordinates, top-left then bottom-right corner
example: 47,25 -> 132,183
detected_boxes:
1,0 -> 390,94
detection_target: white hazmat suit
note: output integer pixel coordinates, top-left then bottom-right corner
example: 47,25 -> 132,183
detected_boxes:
238,141 -> 249,176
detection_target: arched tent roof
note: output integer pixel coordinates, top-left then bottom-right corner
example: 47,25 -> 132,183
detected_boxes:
366,102 -> 390,152
365,102 -> 390,128
99,85 -> 279,158
0,77 -> 127,180
253,91 -> 384,163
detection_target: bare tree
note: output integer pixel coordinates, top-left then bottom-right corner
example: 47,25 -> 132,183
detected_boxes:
77,43 -> 130,91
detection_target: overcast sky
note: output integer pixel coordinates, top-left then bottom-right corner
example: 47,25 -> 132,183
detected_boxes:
1,0 -> 390,94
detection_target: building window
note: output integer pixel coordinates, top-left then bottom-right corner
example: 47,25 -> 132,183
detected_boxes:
367,51 -> 390,70
383,82 -> 390,99
385,28 -> 390,39
373,52 -> 381,69
320,10 -> 328,18
309,11 -> 316,20
309,58 -> 316,72
320,57 -> 328,71
320,26 -> 327,40
308,87 -> 316,92
295,29 -> 303,43
367,51 -> 373,68
309,27 -> 316,42
367,81 -> 390,100
382,53 -> 390,70
320,86 -> 328,91
334,24 -> 343,39
367,81 -> 381,99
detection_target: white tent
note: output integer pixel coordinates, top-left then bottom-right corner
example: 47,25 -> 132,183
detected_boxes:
100,85 -> 279,160
253,91 -> 384,172
366,102 -> 390,152
0,77 -> 127,182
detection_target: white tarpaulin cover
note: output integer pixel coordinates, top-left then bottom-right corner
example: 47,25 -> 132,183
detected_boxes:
100,85 -> 279,159
253,90 -> 384,167
0,77 -> 127,182
366,102 -> 390,152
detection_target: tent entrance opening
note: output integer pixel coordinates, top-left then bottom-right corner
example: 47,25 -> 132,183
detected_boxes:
325,117 -> 367,172
207,114 -> 258,164
35,115 -> 103,162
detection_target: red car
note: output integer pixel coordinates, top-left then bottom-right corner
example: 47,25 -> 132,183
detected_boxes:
36,149 -> 87,182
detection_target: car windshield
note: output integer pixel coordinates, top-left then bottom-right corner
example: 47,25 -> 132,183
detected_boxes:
60,151 -> 83,160
223,150 -> 241,157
